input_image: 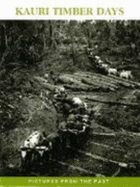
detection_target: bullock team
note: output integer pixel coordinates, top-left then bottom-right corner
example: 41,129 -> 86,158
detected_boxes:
20,87 -> 93,173
95,55 -> 133,79
87,48 -> 133,79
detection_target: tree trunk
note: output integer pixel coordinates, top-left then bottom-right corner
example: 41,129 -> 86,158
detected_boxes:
48,21 -> 57,49
0,23 -> 8,60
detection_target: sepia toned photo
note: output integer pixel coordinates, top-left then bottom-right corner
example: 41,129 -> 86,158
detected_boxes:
0,20 -> 140,177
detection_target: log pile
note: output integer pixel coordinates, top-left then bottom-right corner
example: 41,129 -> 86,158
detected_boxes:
58,71 -> 140,94
75,71 -> 140,89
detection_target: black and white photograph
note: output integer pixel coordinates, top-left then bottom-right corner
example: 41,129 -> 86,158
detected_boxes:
0,20 -> 140,177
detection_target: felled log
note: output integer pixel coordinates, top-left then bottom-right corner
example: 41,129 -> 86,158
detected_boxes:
91,132 -> 116,137
77,149 -> 129,168
86,96 -> 140,107
60,73 -> 116,91
88,141 -> 125,152
81,79 -> 115,92
63,84 -> 101,92
70,73 -> 118,90
59,75 -> 88,87
90,121 -> 114,132
91,130 -> 140,138
91,77 -> 118,89
81,72 -> 132,88
74,72 -> 118,89
89,120 -> 140,138
92,74 -> 130,88
34,76 -> 56,91
59,75 -> 103,91
75,72 -> 137,88
66,146 -> 130,168
55,160 -> 103,176
120,129 -> 140,137
108,74 -> 140,88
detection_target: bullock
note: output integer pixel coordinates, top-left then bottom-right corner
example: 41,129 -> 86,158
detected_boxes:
58,86 -> 65,93
108,68 -> 118,76
95,56 -> 100,60
44,73 -> 49,79
72,97 -> 87,114
54,87 -> 67,100
20,131 -> 47,172
23,131 -> 46,148
34,146 -> 50,169
72,97 -> 82,105
67,114 -> 76,123
81,114 -> 91,124
61,103 -> 72,118
67,119 -> 86,132
76,102 -> 87,114
120,70 -> 133,79
66,121 -> 80,149
57,121 -> 70,154
46,132 -> 62,160
98,59 -> 103,65
89,51 -> 94,56
101,63 -> 108,69
20,146 -> 33,172
55,86 -> 66,94
67,120 -> 88,149
58,121 -> 67,131
72,97 -> 83,110
72,97 -> 87,108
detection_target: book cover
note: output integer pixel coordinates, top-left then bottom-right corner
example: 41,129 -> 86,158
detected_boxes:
0,0 -> 139,186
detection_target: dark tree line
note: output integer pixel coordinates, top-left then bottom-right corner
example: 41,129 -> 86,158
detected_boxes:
0,20 -> 140,131
0,20 -> 140,68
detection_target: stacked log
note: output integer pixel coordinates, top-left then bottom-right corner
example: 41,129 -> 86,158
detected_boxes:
74,72 -> 138,88
59,74 -> 117,92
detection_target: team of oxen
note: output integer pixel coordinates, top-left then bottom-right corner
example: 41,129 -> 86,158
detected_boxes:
20,51 -> 133,173
87,48 -> 133,79
95,55 -> 133,79
20,87 -> 93,173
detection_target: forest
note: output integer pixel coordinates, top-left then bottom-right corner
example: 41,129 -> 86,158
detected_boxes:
1,20 -> 140,176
